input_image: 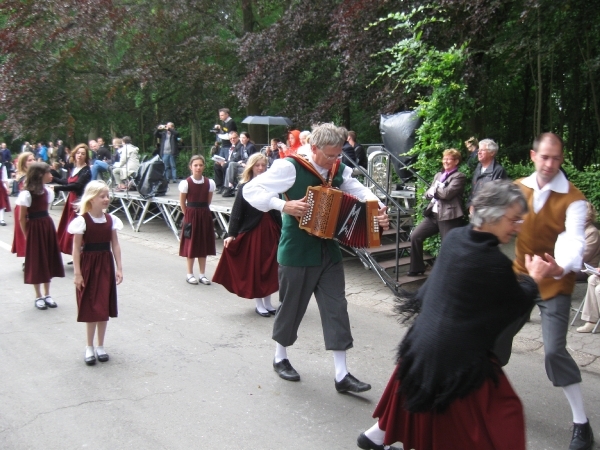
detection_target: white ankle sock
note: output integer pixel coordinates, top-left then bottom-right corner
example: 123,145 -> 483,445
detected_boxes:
0,208 -> 4,221
199,273 -> 205,278
364,422 -> 385,446
85,346 -> 95,358
95,346 -> 106,356
274,343 -> 288,363
333,350 -> 348,382
263,295 -> 274,310
255,298 -> 268,314
562,383 -> 587,424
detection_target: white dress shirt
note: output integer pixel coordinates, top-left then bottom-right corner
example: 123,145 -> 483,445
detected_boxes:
521,170 -> 587,277
243,154 -> 381,212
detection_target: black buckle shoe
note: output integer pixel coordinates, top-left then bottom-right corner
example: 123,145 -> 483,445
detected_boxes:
570,420 -> 594,450
357,432 -> 401,450
335,373 -> 371,393
273,358 -> 300,381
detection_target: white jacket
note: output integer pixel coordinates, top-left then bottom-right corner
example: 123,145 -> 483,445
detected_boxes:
114,144 -> 140,175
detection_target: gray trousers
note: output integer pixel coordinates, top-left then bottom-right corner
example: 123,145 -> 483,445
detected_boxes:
494,294 -> 581,387
225,161 -> 244,187
272,243 -> 353,351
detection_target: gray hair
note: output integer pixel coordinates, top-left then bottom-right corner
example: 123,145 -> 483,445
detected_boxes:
479,138 -> 499,155
299,130 -> 311,140
310,123 -> 347,149
470,180 -> 527,227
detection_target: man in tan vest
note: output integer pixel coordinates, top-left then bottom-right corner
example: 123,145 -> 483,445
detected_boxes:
513,133 -> 593,450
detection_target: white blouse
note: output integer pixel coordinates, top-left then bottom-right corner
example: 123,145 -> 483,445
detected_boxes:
67,213 -> 124,234
16,187 -> 55,207
178,176 -> 216,193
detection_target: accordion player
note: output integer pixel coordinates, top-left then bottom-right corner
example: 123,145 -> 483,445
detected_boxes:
299,185 -> 381,248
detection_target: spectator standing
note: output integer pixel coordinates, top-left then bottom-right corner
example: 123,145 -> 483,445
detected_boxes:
1,143 -> 12,164
56,140 -> 67,164
214,108 -> 237,149
342,135 -> 356,166
38,142 -> 48,162
47,142 -> 56,164
21,141 -> 32,153
154,122 -> 181,183
469,138 -> 508,204
348,131 -> 367,170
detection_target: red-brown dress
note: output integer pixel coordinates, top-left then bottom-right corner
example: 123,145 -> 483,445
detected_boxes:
179,176 -> 216,258
68,213 -> 120,322
55,166 -> 92,255
11,177 -> 26,257
17,188 -> 65,284
213,182 -> 281,298
0,167 -> 11,212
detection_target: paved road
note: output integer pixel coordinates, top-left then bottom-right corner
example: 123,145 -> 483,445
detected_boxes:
0,207 -> 599,449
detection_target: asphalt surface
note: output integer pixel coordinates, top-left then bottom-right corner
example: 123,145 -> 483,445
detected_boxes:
0,199 -> 599,450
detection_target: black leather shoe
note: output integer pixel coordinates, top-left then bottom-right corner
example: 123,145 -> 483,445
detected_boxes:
335,373 -> 371,393
357,432 -> 401,450
255,307 -> 270,318
273,358 -> 300,381
85,355 -> 96,366
97,353 -> 109,363
570,420 -> 594,450
215,186 -> 224,194
222,187 -> 235,198
266,309 -> 277,315
406,271 -> 424,277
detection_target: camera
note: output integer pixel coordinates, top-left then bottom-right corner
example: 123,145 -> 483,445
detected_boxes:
277,142 -> 285,148
210,124 -> 220,133
157,124 -> 166,130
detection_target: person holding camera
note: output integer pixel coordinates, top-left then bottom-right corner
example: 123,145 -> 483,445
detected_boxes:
213,108 -> 237,149
154,122 -> 181,183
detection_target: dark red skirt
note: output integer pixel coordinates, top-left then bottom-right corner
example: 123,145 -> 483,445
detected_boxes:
213,213 -> 280,299
374,365 -> 525,450
76,250 -> 118,322
24,216 -> 65,284
0,182 -> 11,212
56,192 -> 78,255
179,207 -> 216,258
11,205 -> 26,257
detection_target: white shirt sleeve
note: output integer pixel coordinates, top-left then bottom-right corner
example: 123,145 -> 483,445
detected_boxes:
243,159 -> 295,212
554,200 -> 587,277
178,180 -> 188,193
208,178 -> 216,192
339,166 -> 381,204
46,186 -> 54,205
1,166 -> 7,182
67,215 -> 86,234
109,213 -> 124,231
16,190 -> 32,207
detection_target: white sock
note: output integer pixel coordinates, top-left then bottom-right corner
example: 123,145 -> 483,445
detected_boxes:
274,343 -> 288,363
199,273 -> 205,278
255,298 -> 268,314
333,350 -> 348,382
95,346 -> 106,356
364,422 -> 385,446
263,295 -> 274,310
0,208 -> 4,221
85,346 -> 95,358
562,383 -> 587,424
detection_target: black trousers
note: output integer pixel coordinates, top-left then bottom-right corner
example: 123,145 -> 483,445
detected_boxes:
409,213 -> 463,273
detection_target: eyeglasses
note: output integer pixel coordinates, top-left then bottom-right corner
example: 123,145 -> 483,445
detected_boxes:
318,148 -> 342,161
504,215 -> 524,225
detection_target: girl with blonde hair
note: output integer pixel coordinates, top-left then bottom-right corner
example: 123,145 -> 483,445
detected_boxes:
68,180 -> 123,365
213,153 -> 282,317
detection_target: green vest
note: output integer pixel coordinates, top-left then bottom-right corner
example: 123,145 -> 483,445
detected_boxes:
277,158 -> 346,267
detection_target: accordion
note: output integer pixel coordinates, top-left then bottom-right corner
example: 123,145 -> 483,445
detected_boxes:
299,185 -> 381,248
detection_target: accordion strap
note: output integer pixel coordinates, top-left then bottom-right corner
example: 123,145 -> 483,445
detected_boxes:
287,155 -> 327,184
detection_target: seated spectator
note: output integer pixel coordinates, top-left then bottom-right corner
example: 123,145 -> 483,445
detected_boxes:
297,130 -> 312,157
277,130 -> 301,158
222,131 -> 257,197
264,139 -> 280,167
576,202 -> 600,282
113,136 -> 140,191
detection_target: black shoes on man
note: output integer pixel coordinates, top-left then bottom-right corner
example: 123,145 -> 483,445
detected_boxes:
222,187 -> 236,198
273,359 -> 371,394
570,420 -> 594,450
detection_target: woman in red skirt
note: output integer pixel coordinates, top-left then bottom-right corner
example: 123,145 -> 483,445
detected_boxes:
11,152 -> 35,258
54,144 -> 92,255
16,163 -> 65,310
213,153 -> 282,317
69,180 -> 123,366
179,155 -> 216,285
357,181 -> 558,450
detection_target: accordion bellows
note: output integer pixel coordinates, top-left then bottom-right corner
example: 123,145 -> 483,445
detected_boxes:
299,185 -> 381,248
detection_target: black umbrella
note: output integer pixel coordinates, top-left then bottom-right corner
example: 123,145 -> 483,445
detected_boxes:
241,116 -> 293,141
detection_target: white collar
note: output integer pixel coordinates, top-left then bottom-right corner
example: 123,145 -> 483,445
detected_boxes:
521,169 -> 569,194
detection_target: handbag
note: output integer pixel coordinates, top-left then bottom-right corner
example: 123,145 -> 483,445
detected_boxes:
183,222 -> 192,239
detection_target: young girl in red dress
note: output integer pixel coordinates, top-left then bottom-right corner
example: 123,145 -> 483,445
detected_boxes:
0,163 -> 11,226
54,144 -> 92,255
16,162 -> 65,310
213,153 -> 282,317
179,155 -> 216,286
11,152 -> 36,258
68,180 -> 123,366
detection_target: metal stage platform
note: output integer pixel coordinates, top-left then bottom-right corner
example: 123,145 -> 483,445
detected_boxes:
107,189 -> 234,241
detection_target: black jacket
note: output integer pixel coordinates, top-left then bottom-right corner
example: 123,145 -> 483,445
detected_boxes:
154,128 -> 181,157
354,144 -> 367,169
469,159 -> 508,204
226,182 -> 282,237
53,165 -> 92,197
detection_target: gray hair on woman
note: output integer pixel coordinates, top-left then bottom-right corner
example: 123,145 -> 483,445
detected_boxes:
310,123 -> 347,149
470,180 -> 527,227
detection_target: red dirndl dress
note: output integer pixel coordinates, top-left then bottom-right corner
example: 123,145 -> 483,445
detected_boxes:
56,174 -> 80,255
213,212 -> 280,298
23,190 -> 65,284
179,177 -> 216,258
75,213 -> 118,322
0,180 -> 11,212
11,177 -> 26,257
373,364 -> 526,450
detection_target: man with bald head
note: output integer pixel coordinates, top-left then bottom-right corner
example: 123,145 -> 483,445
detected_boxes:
506,133 -> 593,449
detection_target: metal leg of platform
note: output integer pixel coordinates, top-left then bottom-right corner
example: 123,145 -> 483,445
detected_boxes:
156,203 -> 182,241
